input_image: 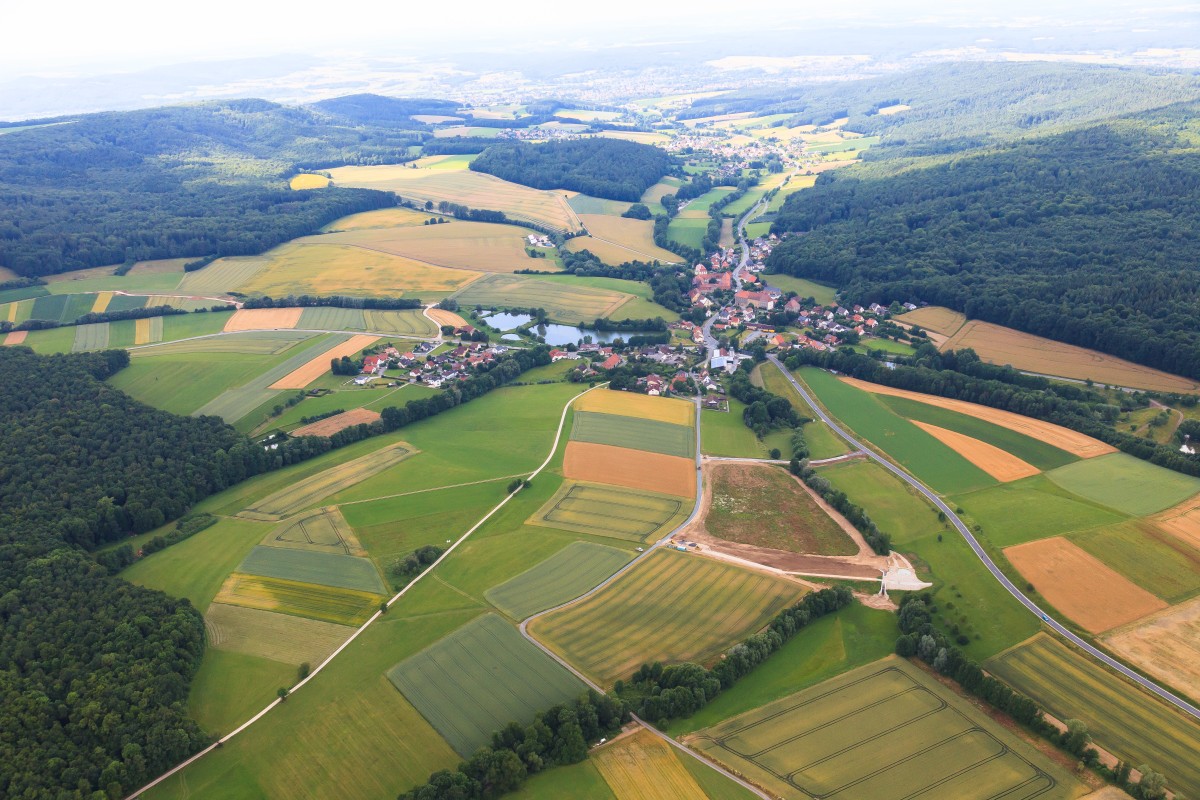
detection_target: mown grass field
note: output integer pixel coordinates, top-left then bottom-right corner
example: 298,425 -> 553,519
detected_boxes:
205,602 -> 352,665
187,648 -> 295,736
677,187 -> 735,218
485,541 -> 632,620
817,461 -> 944,545
161,310 -> 233,340
666,217 -> 708,250
700,402 -> 776,458
530,481 -> 689,542
1045,453 -> 1200,516
109,353 -> 276,414
327,163 -> 582,233
452,272 -> 633,321
529,549 -> 801,687
510,760 -> 616,800
214,573 -> 383,626
952,474 -> 1128,548
756,365 -> 851,459
237,546 -> 386,594
571,411 -> 694,458
797,367 -> 996,494
388,613 -> 586,756
706,463 -> 856,556
989,634 -> 1200,798
691,656 -> 1082,800
242,442 -> 416,521
760,273 -> 836,305
880,395 -> 1077,471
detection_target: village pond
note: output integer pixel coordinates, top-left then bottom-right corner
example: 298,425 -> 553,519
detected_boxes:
481,312 -> 655,347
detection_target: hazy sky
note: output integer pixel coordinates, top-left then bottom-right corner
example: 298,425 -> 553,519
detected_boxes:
5,0 -> 1191,79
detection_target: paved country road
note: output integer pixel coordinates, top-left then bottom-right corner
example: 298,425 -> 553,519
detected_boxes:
766,354 -> 1200,723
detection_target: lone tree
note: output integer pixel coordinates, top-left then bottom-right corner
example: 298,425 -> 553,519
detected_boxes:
277,687 -> 289,701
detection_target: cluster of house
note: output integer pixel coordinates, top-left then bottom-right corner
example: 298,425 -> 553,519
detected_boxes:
354,341 -> 514,389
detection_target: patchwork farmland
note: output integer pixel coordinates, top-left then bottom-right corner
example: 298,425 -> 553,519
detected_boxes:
691,657 -> 1082,800
528,549 -> 802,687
214,573 -> 383,626
530,481 -> 688,542
484,541 -> 632,620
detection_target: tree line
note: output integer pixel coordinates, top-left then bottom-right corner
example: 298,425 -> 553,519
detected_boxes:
768,110 -> 1200,380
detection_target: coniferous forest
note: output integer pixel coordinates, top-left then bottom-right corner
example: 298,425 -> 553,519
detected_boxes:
768,102 -> 1200,379
469,138 -> 672,201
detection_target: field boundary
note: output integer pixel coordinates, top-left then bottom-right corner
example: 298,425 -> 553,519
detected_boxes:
124,383 -> 605,800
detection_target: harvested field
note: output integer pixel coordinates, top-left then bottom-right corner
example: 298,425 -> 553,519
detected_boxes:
312,221 -> 543,273
988,633 -> 1200,798
204,602 -> 352,665
574,390 -> 695,426
71,322 -> 109,352
1045,453 -> 1200,516
3,330 -> 27,345
91,291 -> 113,312
261,508 -> 365,557
224,307 -> 303,332
528,549 -> 801,687
1004,537 -> 1166,633
177,256 -> 268,293
237,545 -> 386,594
1071,520 -> 1200,603
327,163 -> 582,233
593,730 -> 707,800
362,309 -> 436,337
705,463 -> 857,556
321,207 -> 435,231
426,307 -> 467,329
484,541 -> 631,620
690,656 -> 1081,800
451,273 -> 631,321
840,377 -> 1115,458
901,310 -> 1200,393
529,481 -> 689,542
569,214 -> 679,263
563,441 -> 696,498
241,442 -> 416,521
270,334 -> 378,389
1154,492 -> 1200,549
1104,596 -> 1200,700
911,420 -> 1039,482
387,614 -> 585,756
133,316 -> 162,344
214,573 -> 382,626
236,243 -> 478,298
570,411 -> 694,458
290,173 -> 331,189
899,307 -> 987,335
292,408 -> 382,437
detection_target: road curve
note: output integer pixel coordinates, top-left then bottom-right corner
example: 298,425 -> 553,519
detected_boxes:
766,355 -> 1200,723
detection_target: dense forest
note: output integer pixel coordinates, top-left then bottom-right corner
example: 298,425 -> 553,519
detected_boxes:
0,346 -> 320,797
470,138 -> 671,201
768,104 -> 1200,380
0,99 -> 425,276
681,62 -> 1200,157
308,93 -> 460,124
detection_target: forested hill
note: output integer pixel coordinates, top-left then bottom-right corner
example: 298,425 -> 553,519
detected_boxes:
0,346 -> 307,798
309,94 -> 461,124
470,138 -> 672,201
767,101 -> 1200,381
0,99 -> 421,277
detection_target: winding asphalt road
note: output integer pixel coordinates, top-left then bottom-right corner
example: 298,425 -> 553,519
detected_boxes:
766,354 -> 1200,722
700,196 -> 768,352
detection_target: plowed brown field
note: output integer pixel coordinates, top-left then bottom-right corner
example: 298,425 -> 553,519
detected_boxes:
292,407 -> 383,437
1005,537 -> 1166,633
3,330 -> 27,345
911,421 -> 1039,482
563,441 -> 695,498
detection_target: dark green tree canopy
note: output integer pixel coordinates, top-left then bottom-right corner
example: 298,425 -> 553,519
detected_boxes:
470,138 -> 672,201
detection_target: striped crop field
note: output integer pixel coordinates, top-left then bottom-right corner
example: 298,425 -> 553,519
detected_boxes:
529,481 -> 688,543
528,549 -> 802,687
133,316 -> 163,345
237,546 -> 386,594
133,330 -> 313,356
362,309 -> 436,337
387,614 -> 586,756
204,602 -> 352,666
570,411 -> 695,458
987,634 -> 1200,798
71,322 -> 109,351
241,442 -> 416,521
214,573 -> 383,626
484,541 -> 632,620
690,656 -> 1082,800
296,306 -> 367,331
592,729 -> 708,800
177,256 -> 269,293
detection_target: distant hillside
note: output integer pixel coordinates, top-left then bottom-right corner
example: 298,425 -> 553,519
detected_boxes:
0,99 -> 423,276
767,101 -> 1200,381
685,63 -> 1200,157
310,93 -> 461,124
470,138 -> 672,202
